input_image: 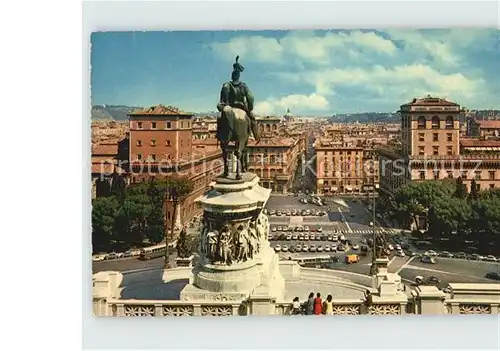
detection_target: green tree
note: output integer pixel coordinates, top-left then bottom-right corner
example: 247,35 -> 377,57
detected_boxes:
453,176 -> 468,199
469,179 -> 479,200
92,196 -> 120,252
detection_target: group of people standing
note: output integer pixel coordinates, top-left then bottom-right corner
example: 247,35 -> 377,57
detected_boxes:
291,290 -> 373,315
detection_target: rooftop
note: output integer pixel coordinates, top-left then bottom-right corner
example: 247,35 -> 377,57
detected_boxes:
476,120 -> 500,129
248,138 -> 296,147
129,105 -> 193,116
460,138 -> 500,148
402,95 -> 459,107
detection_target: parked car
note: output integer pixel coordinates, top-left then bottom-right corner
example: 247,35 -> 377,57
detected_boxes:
483,255 -> 497,262
271,226 -> 277,232
302,245 -> 309,252
455,252 -> 467,259
282,245 -> 289,252
352,244 -> 360,250
324,245 -> 330,252
274,244 -> 281,252
292,234 -> 298,240
286,234 -> 292,240
310,234 -> 316,240
439,251 -> 453,258
397,250 -> 406,257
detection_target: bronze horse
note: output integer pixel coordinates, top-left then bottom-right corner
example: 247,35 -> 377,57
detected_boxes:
217,105 -> 250,180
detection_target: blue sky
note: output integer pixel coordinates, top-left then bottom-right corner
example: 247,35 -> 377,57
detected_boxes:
91,29 -> 499,115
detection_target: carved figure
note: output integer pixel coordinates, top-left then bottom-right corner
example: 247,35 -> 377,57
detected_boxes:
233,224 -> 250,262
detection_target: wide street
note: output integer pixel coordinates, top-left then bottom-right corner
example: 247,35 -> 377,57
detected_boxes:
92,194 -> 500,289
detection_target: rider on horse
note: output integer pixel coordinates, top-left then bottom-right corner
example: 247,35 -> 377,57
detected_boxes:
216,56 -> 260,142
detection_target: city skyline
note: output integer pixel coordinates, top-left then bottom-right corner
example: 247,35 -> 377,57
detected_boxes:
91,29 -> 500,115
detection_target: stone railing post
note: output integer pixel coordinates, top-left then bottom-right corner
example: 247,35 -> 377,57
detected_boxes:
92,271 -> 123,317
248,290 -> 276,316
412,286 -> 447,315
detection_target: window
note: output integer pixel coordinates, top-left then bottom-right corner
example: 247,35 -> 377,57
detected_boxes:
447,146 -> 453,155
420,171 -> 426,180
151,139 -> 157,146
477,184 -> 481,191
136,140 -> 142,146
431,116 -> 440,129
166,122 -> 172,129
166,140 -> 171,146
489,171 -> 495,180
433,146 -> 439,155
151,154 -> 157,161
181,121 -> 184,129
181,140 -> 184,147
447,172 -> 453,178
137,122 -> 143,129
445,116 -> 454,129
490,184 -> 495,189
151,122 -> 157,129
417,116 -> 426,129
434,171 -> 439,180
447,133 -> 452,142
419,133 -> 425,142
137,154 -> 142,160
433,133 -> 439,142
419,146 -> 425,156
475,171 -> 481,180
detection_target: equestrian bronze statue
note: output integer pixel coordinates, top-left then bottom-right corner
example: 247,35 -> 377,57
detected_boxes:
216,56 -> 260,180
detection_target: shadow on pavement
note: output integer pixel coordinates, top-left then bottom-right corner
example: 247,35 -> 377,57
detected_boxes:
119,269 -> 189,300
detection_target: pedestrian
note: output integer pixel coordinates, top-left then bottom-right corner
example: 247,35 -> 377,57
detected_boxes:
313,292 -> 323,315
291,297 -> 301,315
305,292 -> 314,315
363,289 -> 373,310
324,294 -> 333,315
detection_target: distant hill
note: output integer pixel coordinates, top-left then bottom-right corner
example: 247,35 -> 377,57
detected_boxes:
329,112 -> 399,123
91,105 -> 143,120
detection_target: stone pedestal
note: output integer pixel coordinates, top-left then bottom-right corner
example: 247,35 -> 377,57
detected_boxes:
180,173 -> 285,302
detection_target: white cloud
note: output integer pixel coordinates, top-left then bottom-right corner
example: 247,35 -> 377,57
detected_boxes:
209,36 -> 283,63
210,30 -> 398,65
255,93 -> 330,115
281,64 -> 486,101
209,29 -> 499,112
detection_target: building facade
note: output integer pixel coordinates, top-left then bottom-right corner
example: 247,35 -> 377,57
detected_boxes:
315,139 -> 379,195
247,137 -> 303,194
125,105 -> 223,229
378,96 -> 500,195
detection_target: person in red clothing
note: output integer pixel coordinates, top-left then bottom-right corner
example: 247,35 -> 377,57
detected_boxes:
313,292 -> 323,315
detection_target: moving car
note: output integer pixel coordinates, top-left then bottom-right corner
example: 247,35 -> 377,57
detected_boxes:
421,255 -> 436,264
397,250 -> 406,257
345,254 -> 360,264
485,272 -> 500,281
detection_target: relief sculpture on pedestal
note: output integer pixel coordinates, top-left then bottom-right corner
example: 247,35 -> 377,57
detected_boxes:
199,213 -> 269,265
